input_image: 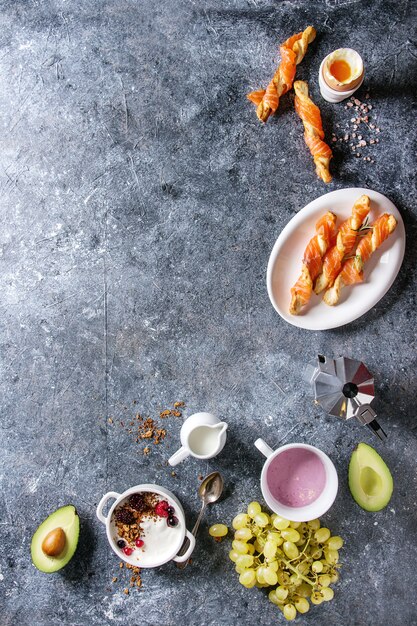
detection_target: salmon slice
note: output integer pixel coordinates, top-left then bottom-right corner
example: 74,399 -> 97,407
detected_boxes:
294,81 -> 332,183
289,211 -> 337,315
315,195 -> 371,294
323,213 -> 397,306
247,89 -> 266,106
247,27 -> 316,123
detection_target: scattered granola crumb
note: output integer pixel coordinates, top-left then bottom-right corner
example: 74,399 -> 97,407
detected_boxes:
124,589 -> 129,595
174,402 -> 185,408
160,410 -> 171,417
171,410 -> 182,417
112,577 -> 118,583
108,418 -> 113,424
119,562 -> 124,569
198,474 -> 203,481
143,447 -> 150,455
171,471 -> 177,477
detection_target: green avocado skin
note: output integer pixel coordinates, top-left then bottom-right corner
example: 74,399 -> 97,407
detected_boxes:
348,443 -> 393,512
31,505 -> 80,573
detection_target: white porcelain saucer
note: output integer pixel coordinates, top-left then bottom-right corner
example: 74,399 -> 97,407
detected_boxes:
266,188 -> 405,330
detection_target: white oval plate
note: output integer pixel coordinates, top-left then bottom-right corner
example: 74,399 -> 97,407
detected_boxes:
266,188 -> 405,330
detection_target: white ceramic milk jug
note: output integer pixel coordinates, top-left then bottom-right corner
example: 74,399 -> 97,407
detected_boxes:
168,412 -> 228,466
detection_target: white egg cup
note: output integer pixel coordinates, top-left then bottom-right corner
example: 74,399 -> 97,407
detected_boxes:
319,57 -> 364,103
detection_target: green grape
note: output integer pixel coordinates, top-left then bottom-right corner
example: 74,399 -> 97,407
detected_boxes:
232,540 -> 249,554
289,573 -> 302,587
310,547 -> 322,560
314,527 -> 331,543
297,582 -> 312,598
321,587 -> 334,601
295,536 -> 306,547
235,564 -> 246,574
267,531 -> 283,545
246,543 -> 255,555
273,516 -> 290,530
312,560 -> 323,573
283,603 -> 297,621
310,590 -> 324,605
228,550 -> 239,562
289,521 -> 301,529
239,569 -> 256,587
209,524 -> 228,537
232,513 -> 250,530
264,567 -> 278,586
327,536 -> 344,550
324,548 -> 339,564
268,589 -> 284,606
270,513 -> 278,522
329,570 -> 339,584
277,571 -> 291,586
254,512 -> 269,527
294,596 -> 310,614
234,528 -> 252,542
264,540 -> 277,560
319,560 -> 330,573
236,554 -> 254,568
256,566 -> 266,584
254,536 -> 266,552
247,501 -> 261,518
281,528 -> 300,543
275,585 -> 289,601
308,518 -> 321,530
268,560 -> 279,572
283,541 -> 299,559
297,561 -> 310,575
318,574 -> 331,588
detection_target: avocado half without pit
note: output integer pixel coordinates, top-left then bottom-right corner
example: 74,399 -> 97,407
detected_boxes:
348,443 -> 393,512
31,505 -> 80,572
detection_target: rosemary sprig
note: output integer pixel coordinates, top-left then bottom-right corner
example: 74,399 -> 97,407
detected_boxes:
352,216 -> 373,232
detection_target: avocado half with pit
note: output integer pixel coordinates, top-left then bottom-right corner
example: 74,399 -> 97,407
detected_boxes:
348,443 -> 393,512
31,505 -> 80,572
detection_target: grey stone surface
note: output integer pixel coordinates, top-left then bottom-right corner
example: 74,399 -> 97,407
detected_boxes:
0,0 -> 416,624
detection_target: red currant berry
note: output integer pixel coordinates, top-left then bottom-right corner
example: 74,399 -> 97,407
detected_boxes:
123,546 -> 133,556
135,538 -> 144,548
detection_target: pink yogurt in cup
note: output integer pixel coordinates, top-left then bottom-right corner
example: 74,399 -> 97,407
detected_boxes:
266,448 -> 326,507
255,440 -> 338,521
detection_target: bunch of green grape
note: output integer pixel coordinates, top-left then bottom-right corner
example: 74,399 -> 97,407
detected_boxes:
222,501 -> 343,621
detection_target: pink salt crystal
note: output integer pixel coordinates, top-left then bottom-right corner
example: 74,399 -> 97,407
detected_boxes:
347,102 -> 353,107
354,98 -> 361,106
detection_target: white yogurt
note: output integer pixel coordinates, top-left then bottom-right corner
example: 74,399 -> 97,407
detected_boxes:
134,514 -> 183,566
111,494 -> 184,566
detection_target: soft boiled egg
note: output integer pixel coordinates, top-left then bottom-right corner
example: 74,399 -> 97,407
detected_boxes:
323,48 -> 364,92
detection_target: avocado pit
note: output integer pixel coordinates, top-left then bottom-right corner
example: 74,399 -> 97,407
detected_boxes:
42,527 -> 66,557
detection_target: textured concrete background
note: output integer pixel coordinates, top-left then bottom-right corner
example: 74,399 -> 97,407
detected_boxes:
0,0 -> 416,624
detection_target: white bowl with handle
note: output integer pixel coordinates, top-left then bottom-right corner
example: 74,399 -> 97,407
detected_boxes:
96,483 -> 195,567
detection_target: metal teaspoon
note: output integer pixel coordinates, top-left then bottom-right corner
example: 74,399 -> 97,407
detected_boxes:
176,471 -> 224,569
